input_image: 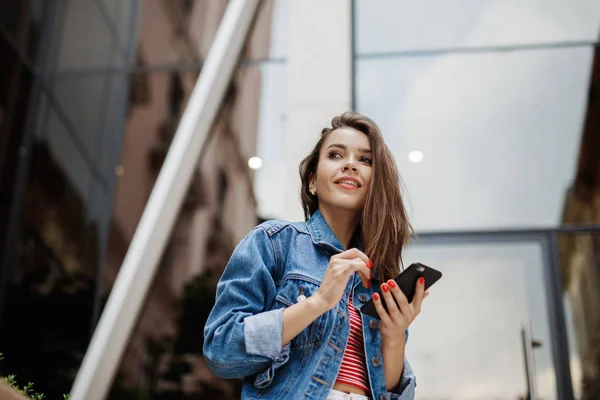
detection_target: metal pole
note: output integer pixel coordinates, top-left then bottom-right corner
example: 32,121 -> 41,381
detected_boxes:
542,232 -> 575,400
521,322 -> 538,400
69,1 -> 260,398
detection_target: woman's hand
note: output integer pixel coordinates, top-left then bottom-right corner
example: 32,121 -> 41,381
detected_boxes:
311,248 -> 372,312
375,278 -> 429,390
373,277 -> 429,345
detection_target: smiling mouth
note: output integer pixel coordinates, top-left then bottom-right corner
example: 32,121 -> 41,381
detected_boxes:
335,179 -> 361,188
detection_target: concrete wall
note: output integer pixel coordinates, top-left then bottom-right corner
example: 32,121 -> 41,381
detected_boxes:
283,0 -> 353,221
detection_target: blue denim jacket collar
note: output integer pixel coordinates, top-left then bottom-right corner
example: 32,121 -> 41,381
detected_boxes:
306,210 -> 345,252
307,209 -> 364,253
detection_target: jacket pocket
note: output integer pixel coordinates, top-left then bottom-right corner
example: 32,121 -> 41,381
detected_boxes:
274,273 -> 329,348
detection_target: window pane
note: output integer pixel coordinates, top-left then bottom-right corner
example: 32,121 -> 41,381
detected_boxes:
404,239 -> 557,399
47,74 -> 115,164
0,1 -> 47,63
100,0 -> 135,51
356,47 -> 594,231
355,0 -> 600,55
46,0 -> 135,70
243,0 -> 289,61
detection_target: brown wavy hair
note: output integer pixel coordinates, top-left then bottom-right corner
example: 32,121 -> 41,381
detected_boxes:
299,111 -> 415,281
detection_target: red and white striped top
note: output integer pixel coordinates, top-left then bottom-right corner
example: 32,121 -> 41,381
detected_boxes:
334,295 -> 370,393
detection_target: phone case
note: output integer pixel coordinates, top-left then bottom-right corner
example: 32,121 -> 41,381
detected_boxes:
359,263 -> 442,320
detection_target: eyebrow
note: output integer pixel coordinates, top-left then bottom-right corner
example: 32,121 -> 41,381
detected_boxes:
327,143 -> 372,154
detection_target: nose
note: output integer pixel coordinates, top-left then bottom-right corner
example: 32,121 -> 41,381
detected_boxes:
343,160 -> 358,172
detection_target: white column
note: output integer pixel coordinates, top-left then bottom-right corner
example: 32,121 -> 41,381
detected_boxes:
69,1 -> 260,399
283,0 -> 353,222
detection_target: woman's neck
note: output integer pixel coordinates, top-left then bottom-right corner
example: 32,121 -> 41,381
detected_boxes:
319,207 -> 360,250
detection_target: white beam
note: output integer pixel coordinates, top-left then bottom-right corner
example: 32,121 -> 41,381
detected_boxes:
69,1 -> 260,398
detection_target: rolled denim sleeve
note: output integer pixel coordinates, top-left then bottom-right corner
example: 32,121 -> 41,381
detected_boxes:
244,308 -> 285,358
388,357 -> 416,399
203,226 -> 290,380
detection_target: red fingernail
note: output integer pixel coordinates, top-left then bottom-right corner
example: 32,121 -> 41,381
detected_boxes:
367,260 -> 373,269
388,280 -> 396,288
382,283 -> 389,293
419,277 -> 425,285
367,281 -> 371,288
373,293 -> 380,301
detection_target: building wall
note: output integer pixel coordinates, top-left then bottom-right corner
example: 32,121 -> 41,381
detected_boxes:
104,0 -> 274,392
283,0 -> 352,222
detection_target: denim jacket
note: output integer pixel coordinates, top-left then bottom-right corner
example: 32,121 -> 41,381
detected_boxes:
203,210 -> 416,400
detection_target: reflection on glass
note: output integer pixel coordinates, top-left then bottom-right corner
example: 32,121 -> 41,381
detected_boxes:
0,91 -> 117,398
354,0 -> 600,54
0,0 -> 274,397
106,65 -> 264,398
45,73 -> 122,167
137,0 -> 287,67
559,233 -> 600,399
243,0 -> 289,61
403,240 -> 556,399
45,0 -> 134,70
0,1 -> 47,63
137,0 -> 237,66
356,47 -> 594,231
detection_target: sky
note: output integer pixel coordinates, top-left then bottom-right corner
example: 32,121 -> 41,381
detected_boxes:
251,1 -> 600,398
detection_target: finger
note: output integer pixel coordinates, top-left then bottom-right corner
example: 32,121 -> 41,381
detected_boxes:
338,248 -> 373,268
412,277 -> 426,315
349,259 -> 371,288
386,279 -> 410,315
353,258 -> 373,282
372,292 -> 392,325
380,283 -> 402,320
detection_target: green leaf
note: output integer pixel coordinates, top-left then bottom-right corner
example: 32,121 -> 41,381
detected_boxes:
24,382 -> 34,393
6,374 -> 16,385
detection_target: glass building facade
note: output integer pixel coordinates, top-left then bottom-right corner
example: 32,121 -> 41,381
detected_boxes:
353,1 -> 600,399
0,0 -> 286,398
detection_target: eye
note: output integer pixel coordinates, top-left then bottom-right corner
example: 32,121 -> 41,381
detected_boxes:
328,152 -> 343,159
360,157 -> 372,165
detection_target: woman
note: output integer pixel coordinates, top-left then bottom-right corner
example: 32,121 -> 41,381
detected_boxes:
203,112 -> 428,400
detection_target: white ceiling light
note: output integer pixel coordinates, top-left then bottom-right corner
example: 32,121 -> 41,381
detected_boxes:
408,150 -> 424,163
248,156 -> 263,170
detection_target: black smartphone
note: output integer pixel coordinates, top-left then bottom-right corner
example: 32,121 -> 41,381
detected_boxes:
360,262 -> 442,319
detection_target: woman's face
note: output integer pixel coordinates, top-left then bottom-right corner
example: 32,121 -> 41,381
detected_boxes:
310,127 -> 373,216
